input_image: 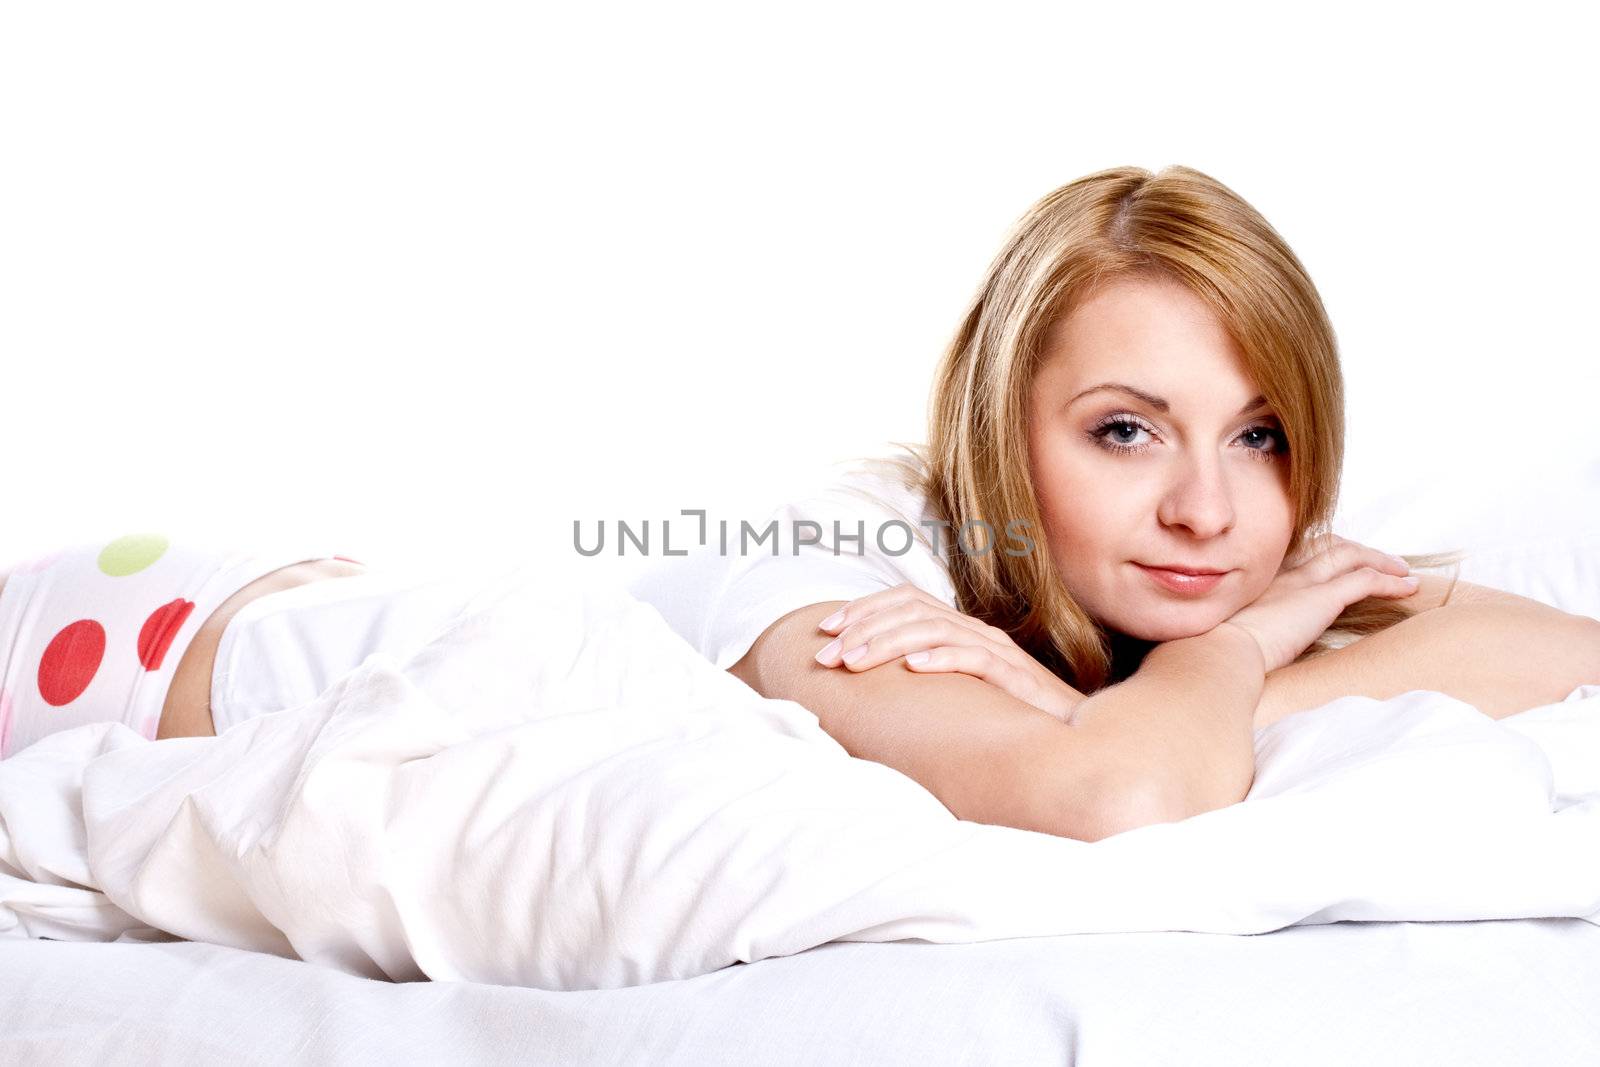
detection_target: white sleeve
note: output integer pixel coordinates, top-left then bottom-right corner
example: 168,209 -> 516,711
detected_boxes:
695,466 -> 956,672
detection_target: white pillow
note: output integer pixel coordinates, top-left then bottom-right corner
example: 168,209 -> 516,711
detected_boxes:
1333,451 -> 1600,621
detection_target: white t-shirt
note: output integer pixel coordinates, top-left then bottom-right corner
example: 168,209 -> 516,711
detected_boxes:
696,455 -> 959,671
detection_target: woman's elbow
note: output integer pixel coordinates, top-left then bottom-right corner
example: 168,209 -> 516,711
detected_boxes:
1517,607 -> 1600,707
1049,777 -> 1179,843
1067,769 -> 1251,841
1578,615 -> 1600,690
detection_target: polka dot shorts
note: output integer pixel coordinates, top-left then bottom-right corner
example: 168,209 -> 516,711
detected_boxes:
0,534 -> 359,758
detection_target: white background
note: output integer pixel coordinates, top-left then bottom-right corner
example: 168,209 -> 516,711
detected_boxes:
2,1 -> 1594,585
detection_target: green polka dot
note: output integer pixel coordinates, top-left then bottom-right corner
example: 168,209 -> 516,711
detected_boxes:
98,533 -> 170,577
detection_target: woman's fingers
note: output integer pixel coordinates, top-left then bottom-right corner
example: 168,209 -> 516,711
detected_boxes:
819,607 -> 953,668
812,582 -> 1043,688
822,598 -> 991,660
816,584 -> 989,656
817,582 -> 944,634
1286,536 -> 1411,586
816,615 -> 1020,673
903,643 -> 1031,690
809,589 -> 1084,720
816,613 -> 958,669
1289,566 -> 1421,636
1335,565 -> 1422,600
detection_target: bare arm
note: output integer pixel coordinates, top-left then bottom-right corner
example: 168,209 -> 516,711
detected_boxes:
1257,599 -> 1600,730
729,601 -> 1198,842
1064,623 -> 1265,825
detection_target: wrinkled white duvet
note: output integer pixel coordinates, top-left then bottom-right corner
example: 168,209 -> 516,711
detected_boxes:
2,567 -> 1598,992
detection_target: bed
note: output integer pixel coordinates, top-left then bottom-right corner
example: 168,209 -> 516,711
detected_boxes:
6,919 -> 1598,1065
3,458 -> 1598,1066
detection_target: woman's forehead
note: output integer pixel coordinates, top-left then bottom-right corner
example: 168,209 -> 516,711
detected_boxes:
1036,326 -> 1260,412
1044,280 -> 1238,363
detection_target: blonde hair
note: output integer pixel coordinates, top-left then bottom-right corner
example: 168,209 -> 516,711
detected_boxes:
864,165 -> 1463,693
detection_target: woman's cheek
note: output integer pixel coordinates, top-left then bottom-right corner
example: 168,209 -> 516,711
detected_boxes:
1237,565 -> 1272,608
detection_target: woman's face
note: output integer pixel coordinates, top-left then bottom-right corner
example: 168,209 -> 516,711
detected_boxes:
1025,273 -> 1296,642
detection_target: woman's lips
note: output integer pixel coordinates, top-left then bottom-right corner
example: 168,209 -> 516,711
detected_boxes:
1134,563 -> 1229,596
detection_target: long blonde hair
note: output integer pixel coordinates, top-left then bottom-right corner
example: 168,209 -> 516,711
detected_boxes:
866,165 -> 1463,693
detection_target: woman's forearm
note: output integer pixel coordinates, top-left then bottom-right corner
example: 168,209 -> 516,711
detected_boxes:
1068,623 -> 1263,823
1256,602 -> 1600,731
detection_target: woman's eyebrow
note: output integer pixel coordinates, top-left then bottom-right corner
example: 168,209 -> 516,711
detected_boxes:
1067,382 -> 1268,417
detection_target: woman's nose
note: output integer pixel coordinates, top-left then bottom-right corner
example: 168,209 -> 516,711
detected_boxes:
1156,456 -> 1236,538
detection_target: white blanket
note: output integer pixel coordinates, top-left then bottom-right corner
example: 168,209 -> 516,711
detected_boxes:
3,567 -> 1598,991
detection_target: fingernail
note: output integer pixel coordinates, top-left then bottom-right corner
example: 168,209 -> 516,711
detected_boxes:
815,638 -> 842,664
841,644 -> 867,665
1402,575 -> 1420,585
906,651 -> 931,666
1389,555 -> 1410,572
819,610 -> 845,631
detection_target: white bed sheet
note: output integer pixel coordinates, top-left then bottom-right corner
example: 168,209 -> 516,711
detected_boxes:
4,918 -> 1598,1066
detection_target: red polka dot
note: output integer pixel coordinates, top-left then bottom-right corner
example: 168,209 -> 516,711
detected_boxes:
139,598 -> 196,671
38,620 -> 106,706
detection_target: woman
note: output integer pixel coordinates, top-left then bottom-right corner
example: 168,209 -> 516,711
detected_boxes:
708,164 -> 1600,842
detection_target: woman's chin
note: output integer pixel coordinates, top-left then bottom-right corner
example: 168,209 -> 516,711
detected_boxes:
1110,605 -> 1229,643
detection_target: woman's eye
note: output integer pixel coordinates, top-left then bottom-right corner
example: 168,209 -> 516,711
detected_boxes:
1087,416 -> 1288,461
1088,416 -> 1153,454
1241,425 -> 1290,458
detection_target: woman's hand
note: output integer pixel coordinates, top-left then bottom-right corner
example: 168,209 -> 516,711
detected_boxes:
812,583 -> 1086,722
1221,534 -> 1421,674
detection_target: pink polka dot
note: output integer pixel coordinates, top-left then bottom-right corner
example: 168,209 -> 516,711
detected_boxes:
0,688 -> 12,759
38,619 -> 106,706
12,550 -> 65,575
